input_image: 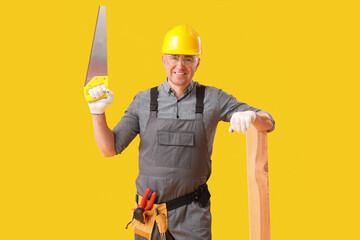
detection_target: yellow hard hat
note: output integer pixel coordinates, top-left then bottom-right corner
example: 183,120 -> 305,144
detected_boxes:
162,25 -> 202,55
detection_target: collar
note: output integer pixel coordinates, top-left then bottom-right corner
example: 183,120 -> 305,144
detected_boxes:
162,78 -> 196,97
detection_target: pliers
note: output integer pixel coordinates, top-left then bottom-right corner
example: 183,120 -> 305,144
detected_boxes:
133,188 -> 157,224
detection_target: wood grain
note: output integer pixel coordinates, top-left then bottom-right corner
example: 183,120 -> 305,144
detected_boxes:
246,125 -> 271,240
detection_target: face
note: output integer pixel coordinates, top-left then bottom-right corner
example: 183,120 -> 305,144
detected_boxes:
162,54 -> 200,89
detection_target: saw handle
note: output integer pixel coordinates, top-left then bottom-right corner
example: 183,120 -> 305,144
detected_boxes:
84,76 -> 108,102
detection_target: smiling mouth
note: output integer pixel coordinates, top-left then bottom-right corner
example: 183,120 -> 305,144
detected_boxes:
174,72 -> 186,75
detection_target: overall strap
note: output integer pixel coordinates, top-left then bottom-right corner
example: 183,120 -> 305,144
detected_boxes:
150,84 -> 205,118
196,84 -> 205,115
150,87 -> 158,117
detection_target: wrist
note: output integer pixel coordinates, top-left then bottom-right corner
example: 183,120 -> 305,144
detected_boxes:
88,103 -> 107,115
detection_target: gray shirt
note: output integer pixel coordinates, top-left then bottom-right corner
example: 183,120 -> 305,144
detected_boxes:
113,79 -> 275,155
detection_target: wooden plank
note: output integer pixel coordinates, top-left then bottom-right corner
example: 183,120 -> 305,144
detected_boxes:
246,125 -> 271,240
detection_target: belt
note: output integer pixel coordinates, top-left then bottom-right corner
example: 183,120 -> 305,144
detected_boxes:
136,183 -> 211,211
165,183 -> 211,211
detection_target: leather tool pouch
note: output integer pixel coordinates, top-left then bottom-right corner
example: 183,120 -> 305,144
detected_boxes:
130,195 -> 168,240
128,184 -> 209,239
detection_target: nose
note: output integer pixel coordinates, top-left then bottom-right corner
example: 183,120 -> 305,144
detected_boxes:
176,59 -> 186,67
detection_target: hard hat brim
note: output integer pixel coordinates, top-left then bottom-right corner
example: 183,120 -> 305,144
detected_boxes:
162,49 -> 201,56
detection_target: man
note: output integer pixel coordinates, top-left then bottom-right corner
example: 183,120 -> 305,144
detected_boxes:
87,25 -> 275,240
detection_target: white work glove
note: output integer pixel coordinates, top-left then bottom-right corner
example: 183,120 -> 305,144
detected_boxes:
229,111 -> 257,134
87,84 -> 114,115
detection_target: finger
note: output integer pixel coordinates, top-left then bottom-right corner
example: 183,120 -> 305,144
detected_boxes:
239,117 -> 245,133
105,89 -> 114,98
89,88 -> 96,98
93,87 -> 100,98
245,116 -> 251,131
235,115 -> 242,133
101,84 -> 106,92
243,118 -> 251,134
231,117 -> 238,131
229,126 -> 234,133
230,116 -> 236,132
97,85 -> 105,97
94,86 -> 104,98
233,116 -> 240,133
103,89 -> 114,104
251,111 -> 256,122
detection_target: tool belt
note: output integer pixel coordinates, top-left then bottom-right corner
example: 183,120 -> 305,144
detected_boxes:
127,184 -> 211,240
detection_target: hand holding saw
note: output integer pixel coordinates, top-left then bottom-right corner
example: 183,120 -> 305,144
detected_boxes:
84,6 -> 108,102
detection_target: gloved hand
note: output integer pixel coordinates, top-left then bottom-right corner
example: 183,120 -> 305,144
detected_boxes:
87,84 -> 114,115
229,111 -> 257,134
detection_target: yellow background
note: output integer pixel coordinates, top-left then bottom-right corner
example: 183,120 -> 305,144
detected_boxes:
1,0 -> 359,239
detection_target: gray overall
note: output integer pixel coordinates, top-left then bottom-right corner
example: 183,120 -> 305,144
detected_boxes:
135,85 -> 212,240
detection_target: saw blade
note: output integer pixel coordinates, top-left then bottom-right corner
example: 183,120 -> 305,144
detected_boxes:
85,6 -> 107,86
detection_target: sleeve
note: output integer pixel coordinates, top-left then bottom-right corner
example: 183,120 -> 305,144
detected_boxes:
112,94 -> 141,154
218,89 -> 275,132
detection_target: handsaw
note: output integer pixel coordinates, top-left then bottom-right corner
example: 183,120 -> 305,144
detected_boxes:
84,6 -> 108,102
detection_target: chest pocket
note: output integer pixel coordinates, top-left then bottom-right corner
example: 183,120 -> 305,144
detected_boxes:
156,131 -> 194,169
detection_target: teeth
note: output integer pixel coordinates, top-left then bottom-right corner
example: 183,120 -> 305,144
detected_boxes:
175,72 -> 185,75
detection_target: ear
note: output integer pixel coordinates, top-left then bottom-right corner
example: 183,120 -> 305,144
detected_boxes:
195,57 -> 201,71
162,55 -> 166,67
